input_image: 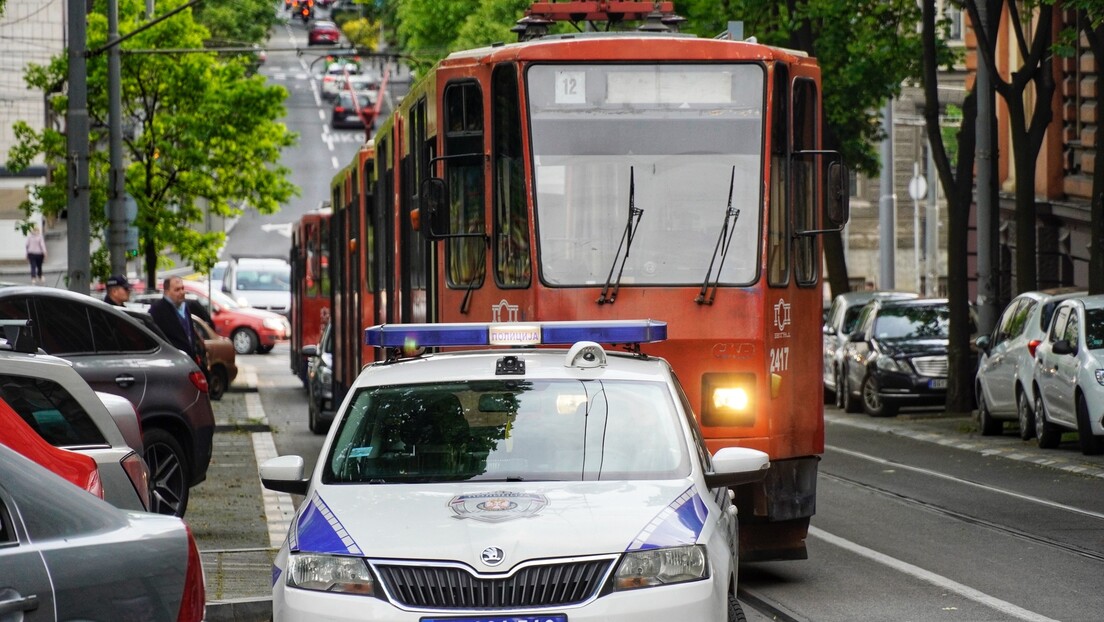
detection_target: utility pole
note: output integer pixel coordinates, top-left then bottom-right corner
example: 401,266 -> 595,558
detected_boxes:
108,0 -> 127,276
66,0 -> 91,293
879,100 -> 896,289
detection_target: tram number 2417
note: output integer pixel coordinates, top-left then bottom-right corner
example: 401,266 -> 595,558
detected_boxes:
769,347 -> 790,373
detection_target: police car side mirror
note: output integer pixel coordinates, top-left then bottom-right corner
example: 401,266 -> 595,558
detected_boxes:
704,447 -> 770,488
260,455 -> 309,496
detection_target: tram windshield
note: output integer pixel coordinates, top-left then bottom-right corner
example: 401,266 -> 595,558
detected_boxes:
527,63 -> 765,287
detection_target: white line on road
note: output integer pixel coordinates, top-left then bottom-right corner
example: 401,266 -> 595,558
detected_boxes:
317,109 -> 325,121
809,527 -> 1062,622
827,444 -> 1104,521
331,156 -> 339,169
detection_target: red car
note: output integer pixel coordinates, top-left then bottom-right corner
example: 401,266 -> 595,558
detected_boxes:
0,398 -> 103,499
308,20 -> 341,46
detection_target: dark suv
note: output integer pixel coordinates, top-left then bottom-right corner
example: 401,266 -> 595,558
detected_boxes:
0,286 -> 214,517
838,298 -> 977,417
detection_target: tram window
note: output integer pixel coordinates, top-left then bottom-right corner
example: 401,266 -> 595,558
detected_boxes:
793,78 -> 818,286
444,81 -> 486,289
492,64 -> 530,288
768,64 -> 789,287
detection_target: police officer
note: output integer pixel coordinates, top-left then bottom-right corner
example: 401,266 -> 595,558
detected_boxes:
104,274 -> 132,306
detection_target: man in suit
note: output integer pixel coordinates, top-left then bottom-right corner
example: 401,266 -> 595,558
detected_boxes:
149,276 -> 199,362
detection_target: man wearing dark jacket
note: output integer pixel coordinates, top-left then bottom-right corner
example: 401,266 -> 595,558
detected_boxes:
149,276 -> 198,361
103,274 -> 131,306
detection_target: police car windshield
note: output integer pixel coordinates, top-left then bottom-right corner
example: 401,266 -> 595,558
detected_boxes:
323,379 -> 690,484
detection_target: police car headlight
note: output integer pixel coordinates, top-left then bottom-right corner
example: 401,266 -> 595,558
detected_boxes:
263,318 -> 284,330
613,545 -> 708,590
286,553 -> 375,595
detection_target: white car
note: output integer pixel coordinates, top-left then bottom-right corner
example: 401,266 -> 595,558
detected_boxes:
222,255 -> 292,317
974,288 -> 1084,438
320,60 -> 361,100
261,320 -> 769,622
1032,295 -> 1104,455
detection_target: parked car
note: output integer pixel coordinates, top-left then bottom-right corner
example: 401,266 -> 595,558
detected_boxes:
261,321 -> 768,620
823,290 -> 918,403
209,259 -> 228,293
0,346 -> 150,511
308,20 -> 341,45
331,89 -> 367,129
0,286 -> 215,517
134,280 -> 291,355
839,298 -> 977,417
1032,295 -> 1104,455
974,288 -> 1085,438
0,443 -> 205,622
222,255 -> 292,317
0,398 -> 103,499
305,321 -> 334,434
193,315 -> 238,400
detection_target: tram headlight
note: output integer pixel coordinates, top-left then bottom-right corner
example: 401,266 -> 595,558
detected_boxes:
701,373 -> 756,427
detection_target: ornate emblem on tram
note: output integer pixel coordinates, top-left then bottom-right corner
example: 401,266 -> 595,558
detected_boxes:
773,298 -> 792,337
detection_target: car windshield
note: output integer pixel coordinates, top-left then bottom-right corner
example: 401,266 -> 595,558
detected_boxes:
323,379 -> 690,484
1085,308 -> 1104,349
873,305 -> 952,340
842,306 -> 866,334
235,265 -> 290,292
211,263 -> 226,281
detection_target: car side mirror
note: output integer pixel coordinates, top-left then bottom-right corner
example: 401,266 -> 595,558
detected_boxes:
1052,339 -> 1077,356
260,455 -> 309,496
975,334 -> 991,354
303,344 -> 318,357
704,447 -> 770,488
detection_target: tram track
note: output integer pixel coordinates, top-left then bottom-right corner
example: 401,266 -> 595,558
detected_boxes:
738,586 -> 810,622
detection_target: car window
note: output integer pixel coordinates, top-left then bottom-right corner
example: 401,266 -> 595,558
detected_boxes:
0,374 -> 107,446
853,304 -> 875,338
1049,306 -> 1071,341
1085,309 -> 1104,349
992,299 -> 1022,346
1040,300 -> 1064,333
89,307 -> 159,353
1063,310 -> 1080,344
1008,299 -> 1034,339
0,494 -> 10,544
841,305 -> 866,335
324,380 -> 690,484
34,298 -> 95,355
873,305 -> 951,340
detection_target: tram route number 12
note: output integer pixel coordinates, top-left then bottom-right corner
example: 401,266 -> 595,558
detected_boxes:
555,70 -> 586,104
769,346 -> 789,373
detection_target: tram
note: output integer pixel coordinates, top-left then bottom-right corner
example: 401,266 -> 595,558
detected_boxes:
289,206 -> 332,384
302,1 -> 849,561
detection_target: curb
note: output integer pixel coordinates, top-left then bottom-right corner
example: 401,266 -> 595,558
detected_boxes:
205,597 -> 272,622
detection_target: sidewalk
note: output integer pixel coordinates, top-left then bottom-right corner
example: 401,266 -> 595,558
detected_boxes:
0,220 -> 70,287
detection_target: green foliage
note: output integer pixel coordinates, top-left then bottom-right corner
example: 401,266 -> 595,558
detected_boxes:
941,104 -> 963,167
453,0 -> 532,51
342,17 -> 382,51
394,0 -> 481,69
4,0 -> 297,283
194,0 -> 279,46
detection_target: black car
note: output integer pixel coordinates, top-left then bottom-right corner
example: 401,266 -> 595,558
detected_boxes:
838,298 -> 977,417
0,286 -> 214,517
305,321 -> 335,434
330,90 -> 366,129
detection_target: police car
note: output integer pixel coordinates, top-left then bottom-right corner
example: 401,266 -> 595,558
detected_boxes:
261,320 -> 769,621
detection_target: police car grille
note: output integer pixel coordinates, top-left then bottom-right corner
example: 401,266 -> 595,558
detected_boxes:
911,356 -> 948,377
376,559 -> 612,608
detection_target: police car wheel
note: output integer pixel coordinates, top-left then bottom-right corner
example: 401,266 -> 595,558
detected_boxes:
728,594 -> 747,622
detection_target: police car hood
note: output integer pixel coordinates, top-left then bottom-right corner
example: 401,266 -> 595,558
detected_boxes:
290,480 -> 710,565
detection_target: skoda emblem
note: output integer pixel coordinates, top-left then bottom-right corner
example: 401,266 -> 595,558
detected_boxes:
481,546 -> 505,567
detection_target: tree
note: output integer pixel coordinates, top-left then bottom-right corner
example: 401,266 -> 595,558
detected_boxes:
194,0 -> 280,47
6,0 -> 297,286
678,0 -> 929,299
921,0 -> 979,415
394,0 -> 482,71
962,0 -> 1057,293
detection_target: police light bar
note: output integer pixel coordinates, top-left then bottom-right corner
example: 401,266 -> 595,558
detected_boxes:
364,320 -> 667,349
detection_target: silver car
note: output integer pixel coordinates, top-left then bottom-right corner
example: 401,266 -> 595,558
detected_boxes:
974,288 -> 1084,439
0,348 -> 150,511
0,443 -> 206,621
823,290 -> 917,404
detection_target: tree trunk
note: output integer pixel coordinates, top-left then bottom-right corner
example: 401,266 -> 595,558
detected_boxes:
1007,98 -> 1038,291
1085,20 -> 1104,295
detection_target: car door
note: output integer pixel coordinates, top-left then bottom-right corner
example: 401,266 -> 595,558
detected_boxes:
0,488 -> 55,621
978,298 -> 1023,414
1037,305 -> 1071,421
1051,306 -> 1083,425
844,304 -> 876,392
822,298 -> 843,386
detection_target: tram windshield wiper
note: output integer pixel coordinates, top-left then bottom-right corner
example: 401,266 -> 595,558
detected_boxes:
695,166 -> 739,305
598,167 -> 643,305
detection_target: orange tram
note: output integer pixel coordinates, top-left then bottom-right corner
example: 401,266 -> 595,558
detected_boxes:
292,1 -> 849,562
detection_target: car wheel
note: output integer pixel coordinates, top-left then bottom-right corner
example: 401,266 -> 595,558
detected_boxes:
308,387 -> 329,435
1017,389 -> 1036,441
728,594 -> 747,622
841,371 -> 861,414
232,328 -> 259,355
144,428 -> 190,517
862,375 -> 896,417
208,365 -> 229,401
976,391 -> 1002,436
257,344 -> 274,354
1034,393 -> 1062,449
1075,393 -> 1104,456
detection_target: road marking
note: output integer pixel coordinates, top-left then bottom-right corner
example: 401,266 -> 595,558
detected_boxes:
317,109 -> 325,121
810,527 -> 1062,622
331,156 -> 339,169
241,392 -> 297,548
827,445 -> 1104,521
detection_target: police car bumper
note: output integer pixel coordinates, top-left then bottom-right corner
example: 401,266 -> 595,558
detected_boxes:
274,576 -> 728,621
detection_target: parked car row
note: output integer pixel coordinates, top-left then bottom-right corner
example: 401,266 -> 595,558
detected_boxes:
976,290 -> 1104,455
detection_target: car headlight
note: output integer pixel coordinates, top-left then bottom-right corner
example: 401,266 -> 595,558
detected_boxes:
263,318 -> 283,330
1096,369 -> 1104,386
875,356 -> 906,373
286,553 -> 375,595
613,545 -> 708,590
319,365 -> 332,386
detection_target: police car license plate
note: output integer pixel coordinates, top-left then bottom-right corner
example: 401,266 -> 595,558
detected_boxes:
421,616 -> 566,622
929,378 -> 947,389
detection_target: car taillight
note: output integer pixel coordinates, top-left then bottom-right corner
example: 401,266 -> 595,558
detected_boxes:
177,524 -> 206,622
1028,339 -> 1042,357
335,105 -> 346,113
87,467 -> 104,499
121,451 -> 152,511
324,76 -> 334,83
189,370 -> 209,394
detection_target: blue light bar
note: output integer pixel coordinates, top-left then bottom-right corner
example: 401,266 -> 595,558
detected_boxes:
364,320 -> 667,349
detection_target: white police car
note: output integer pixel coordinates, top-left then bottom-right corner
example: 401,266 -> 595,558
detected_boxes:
261,320 -> 769,621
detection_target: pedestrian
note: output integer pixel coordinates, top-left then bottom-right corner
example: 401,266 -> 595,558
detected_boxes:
25,225 -> 46,285
149,276 -> 199,362
103,274 -> 132,306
